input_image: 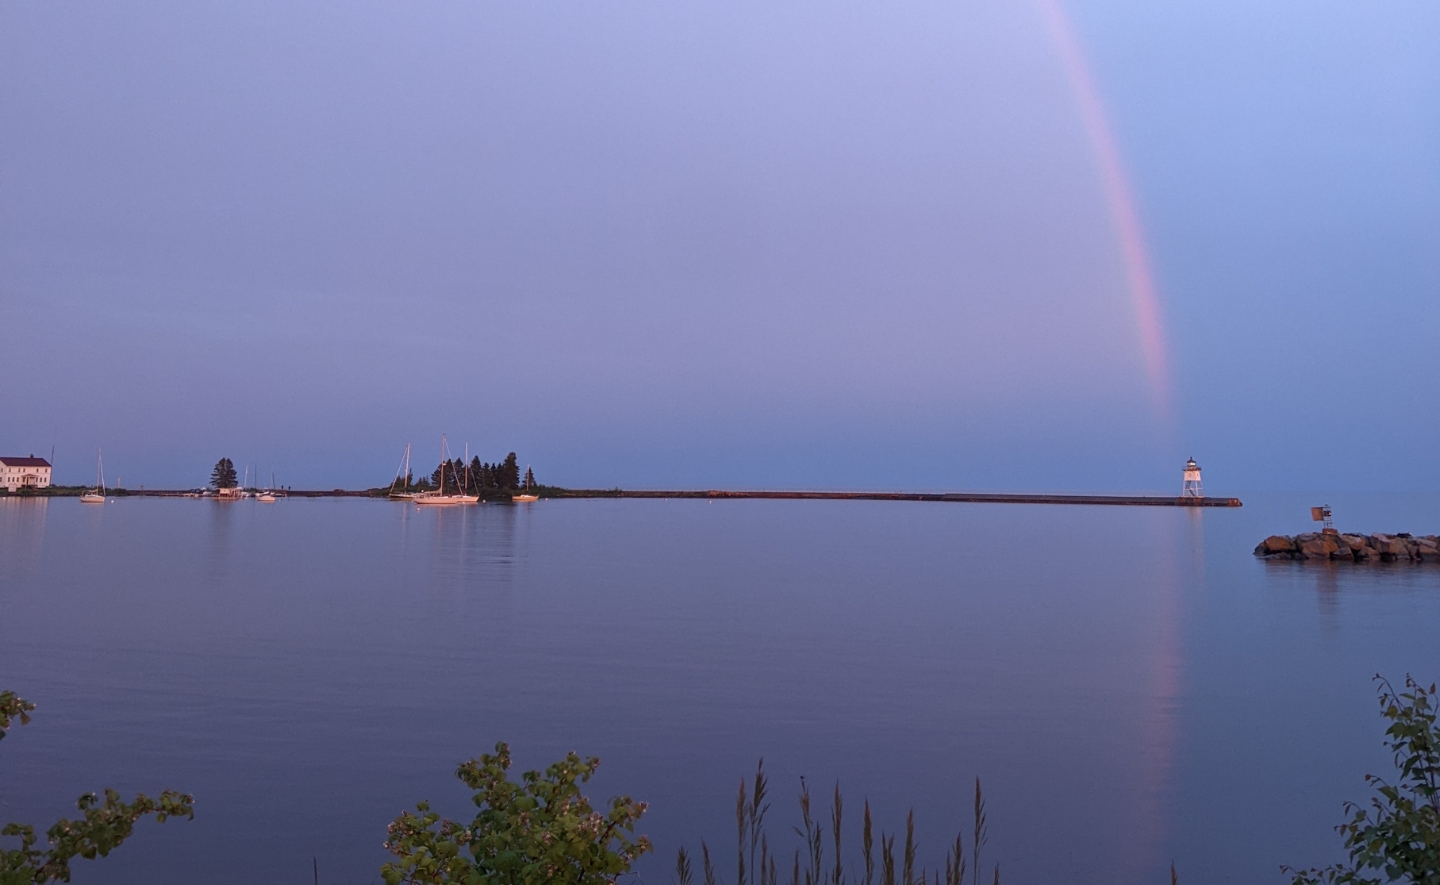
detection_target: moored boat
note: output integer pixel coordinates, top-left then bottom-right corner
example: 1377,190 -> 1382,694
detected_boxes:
414,493 -> 479,505
81,449 -> 105,503
258,472 -> 283,502
388,443 -> 418,500
512,464 -> 538,501
413,435 -> 478,505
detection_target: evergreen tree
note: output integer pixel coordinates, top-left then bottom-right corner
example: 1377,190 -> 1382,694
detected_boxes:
210,458 -> 238,489
501,453 -> 520,490
524,466 -> 535,489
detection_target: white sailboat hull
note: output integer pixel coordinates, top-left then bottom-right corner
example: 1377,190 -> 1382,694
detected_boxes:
83,449 -> 106,503
413,495 -> 479,505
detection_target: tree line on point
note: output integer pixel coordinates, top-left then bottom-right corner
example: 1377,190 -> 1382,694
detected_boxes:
205,455 -> 537,497
394,452 -> 536,496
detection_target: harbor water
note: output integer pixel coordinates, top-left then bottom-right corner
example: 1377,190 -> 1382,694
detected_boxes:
2,494 -> 1438,884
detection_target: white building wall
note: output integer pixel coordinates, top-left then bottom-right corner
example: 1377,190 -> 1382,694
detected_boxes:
0,461 -> 53,492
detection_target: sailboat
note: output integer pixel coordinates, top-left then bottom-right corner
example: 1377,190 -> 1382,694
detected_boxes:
80,449 -> 105,503
413,435 -> 478,505
258,472 -> 280,503
513,464 -> 538,502
388,443 -> 417,500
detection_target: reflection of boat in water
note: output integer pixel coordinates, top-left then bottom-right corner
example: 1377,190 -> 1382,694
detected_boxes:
81,449 -> 106,503
413,435 -> 478,505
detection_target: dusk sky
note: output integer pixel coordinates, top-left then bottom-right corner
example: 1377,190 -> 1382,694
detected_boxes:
2,1 -> 1436,492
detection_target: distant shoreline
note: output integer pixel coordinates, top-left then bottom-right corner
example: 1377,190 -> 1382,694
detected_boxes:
5,487 -> 1243,506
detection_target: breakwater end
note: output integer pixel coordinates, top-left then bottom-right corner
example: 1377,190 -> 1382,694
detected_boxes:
555,490 -> 1242,507
1256,532 -> 1439,562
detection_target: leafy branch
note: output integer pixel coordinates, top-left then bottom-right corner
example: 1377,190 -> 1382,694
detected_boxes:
0,689 -> 193,885
1286,675 -> 1440,884
1,789 -> 194,885
0,692 -> 35,741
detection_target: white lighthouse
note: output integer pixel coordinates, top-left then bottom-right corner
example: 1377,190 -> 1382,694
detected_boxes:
1181,458 -> 1203,498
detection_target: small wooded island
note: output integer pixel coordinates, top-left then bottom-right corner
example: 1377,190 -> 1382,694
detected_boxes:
1255,532 -> 1439,562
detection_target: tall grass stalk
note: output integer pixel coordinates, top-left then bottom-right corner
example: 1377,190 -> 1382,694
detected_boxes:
677,847 -> 693,885
944,831 -> 965,885
971,780 -> 987,885
902,811 -> 916,885
862,801 -> 874,885
683,763 -> 995,885
703,842 -> 717,885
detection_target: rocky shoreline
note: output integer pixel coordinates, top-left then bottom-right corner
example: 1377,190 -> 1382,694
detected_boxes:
1254,532 -> 1439,562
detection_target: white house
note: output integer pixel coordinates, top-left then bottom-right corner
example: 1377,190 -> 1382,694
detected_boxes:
0,455 -> 53,491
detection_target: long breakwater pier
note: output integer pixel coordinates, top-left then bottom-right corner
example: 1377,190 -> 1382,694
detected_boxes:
60,488 -> 1243,506
554,489 -> 1243,507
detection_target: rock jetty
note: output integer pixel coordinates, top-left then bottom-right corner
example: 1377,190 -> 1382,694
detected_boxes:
1254,532 -> 1439,562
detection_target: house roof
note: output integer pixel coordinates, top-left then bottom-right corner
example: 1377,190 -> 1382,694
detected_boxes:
0,456 -> 52,467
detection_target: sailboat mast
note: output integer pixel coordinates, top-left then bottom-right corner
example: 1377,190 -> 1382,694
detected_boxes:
391,443 -> 413,494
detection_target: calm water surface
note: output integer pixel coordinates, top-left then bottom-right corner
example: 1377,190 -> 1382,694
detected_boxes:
2,494 -> 1438,884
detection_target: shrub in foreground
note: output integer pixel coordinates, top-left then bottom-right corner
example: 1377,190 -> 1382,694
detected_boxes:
381,742 -> 651,885
1287,676 -> 1440,884
0,690 -> 193,885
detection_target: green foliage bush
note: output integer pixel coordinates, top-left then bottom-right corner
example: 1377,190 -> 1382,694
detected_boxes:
1287,676 -> 1440,884
381,742 -> 651,885
0,690 -> 193,885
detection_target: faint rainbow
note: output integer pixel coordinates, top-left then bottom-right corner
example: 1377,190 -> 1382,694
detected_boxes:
1035,0 -> 1173,422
